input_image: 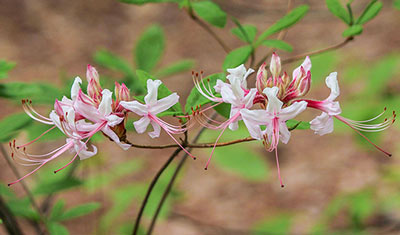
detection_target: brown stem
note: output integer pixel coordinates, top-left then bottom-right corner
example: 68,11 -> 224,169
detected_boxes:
147,123 -> 208,235
255,0 -> 294,68
0,144 -> 46,235
281,37 -> 353,65
0,196 -> 24,235
124,136 -> 255,149
131,148 -> 182,235
187,7 -> 230,53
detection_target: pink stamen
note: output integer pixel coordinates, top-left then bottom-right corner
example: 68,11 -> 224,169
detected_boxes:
149,114 -> 196,160
204,112 -> 241,170
275,148 -> 284,188
16,126 -> 56,148
335,115 -> 392,157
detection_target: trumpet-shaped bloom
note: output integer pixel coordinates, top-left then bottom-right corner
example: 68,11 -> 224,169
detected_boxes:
304,72 -> 394,157
120,79 -> 195,159
240,87 -> 307,187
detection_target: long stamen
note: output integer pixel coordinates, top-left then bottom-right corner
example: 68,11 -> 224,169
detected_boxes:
16,126 -> 56,148
335,115 -> 392,157
275,148 -> 284,188
8,141 -> 74,186
204,112 -> 241,170
149,115 -> 196,160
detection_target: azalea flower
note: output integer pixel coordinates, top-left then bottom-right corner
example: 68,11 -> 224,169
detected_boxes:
191,66 -> 257,169
120,79 -> 196,159
240,87 -> 308,187
9,90 -> 98,186
304,72 -> 395,156
8,66 -> 131,185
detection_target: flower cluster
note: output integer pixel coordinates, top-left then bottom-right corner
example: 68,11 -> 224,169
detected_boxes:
8,65 -> 190,186
9,54 -> 395,187
192,53 -> 395,187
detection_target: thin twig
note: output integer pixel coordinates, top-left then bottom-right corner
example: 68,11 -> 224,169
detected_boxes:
131,148 -> 183,235
124,136 -> 255,150
255,0 -> 294,68
281,37 -> 354,65
187,7 -> 230,53
0,144 -> 46,235
0,195 -> 24,235
147,124 -> 209,235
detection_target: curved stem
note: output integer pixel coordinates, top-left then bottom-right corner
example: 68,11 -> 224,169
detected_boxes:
131,148 -> 183,235
124,137 -> 255,149
187,7 -> 230,53
281,37 -> 354,65
0,144 -> 46,235
255,0 -> 294,68
147,124 -> 209,235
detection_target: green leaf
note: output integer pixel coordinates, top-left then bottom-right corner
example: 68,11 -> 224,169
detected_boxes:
213,102 -> 230,119
0,82 -> 62,104
0,112 -> 33,142
252,214 -> 293,235
7,198 -> 40,220
222,45 -> 252,70
348,190 -> 375,222
262,39 -> 293,52
49,200 -> 66,221
184,73 -> 225,113
342,25 -> 363,37
154,60 -> 195,78
286,120 -> 310,130
136,70 -> 183,115
135,25 -> 165,72
231,24 -> 258,43
395,0 -> 400,10
93,50 -> 134,76
33,178 -> 82,195
326,0 -> 351,24
192,1 -> 227,28
119,0 -> 181,5
355,1 -> 382,25
48,222 -> 69,235
58,202 -> 100,221
0,60 -> 16,80
256,5 -> 309,46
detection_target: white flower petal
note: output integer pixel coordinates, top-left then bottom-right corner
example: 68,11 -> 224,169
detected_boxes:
279,122 -> 291,144
106,114 -> 124,127
243,88 -> 257,109
279,101 -> 308,121
101,125 -> 130,150
98,89 -> 113,116
263,87 -> 283,113
133,116 -> 150,134
75,140 -> 98,160
292,56 -> 311,81
310,112 -> 334,136
149,93 -> 179,115
148,121 -> 161,138
220,85 -> 240,107
120,101 -> 148,116
326,72 -> 340,101
240,109 -> 266,140
71,77 -> 82,100
144,79 -> 162,105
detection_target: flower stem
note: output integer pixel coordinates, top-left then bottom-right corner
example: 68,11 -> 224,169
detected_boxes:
131,148 -> 183,235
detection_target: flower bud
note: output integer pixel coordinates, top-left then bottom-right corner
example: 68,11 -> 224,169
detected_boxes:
86,64 -> 99,84
115,82 -> 130,102
256,62 -> 268,94
86,65 -> 102,105
270,52 -> 281,80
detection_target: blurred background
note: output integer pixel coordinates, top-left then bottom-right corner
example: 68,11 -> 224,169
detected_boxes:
0,0 -> 399,234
